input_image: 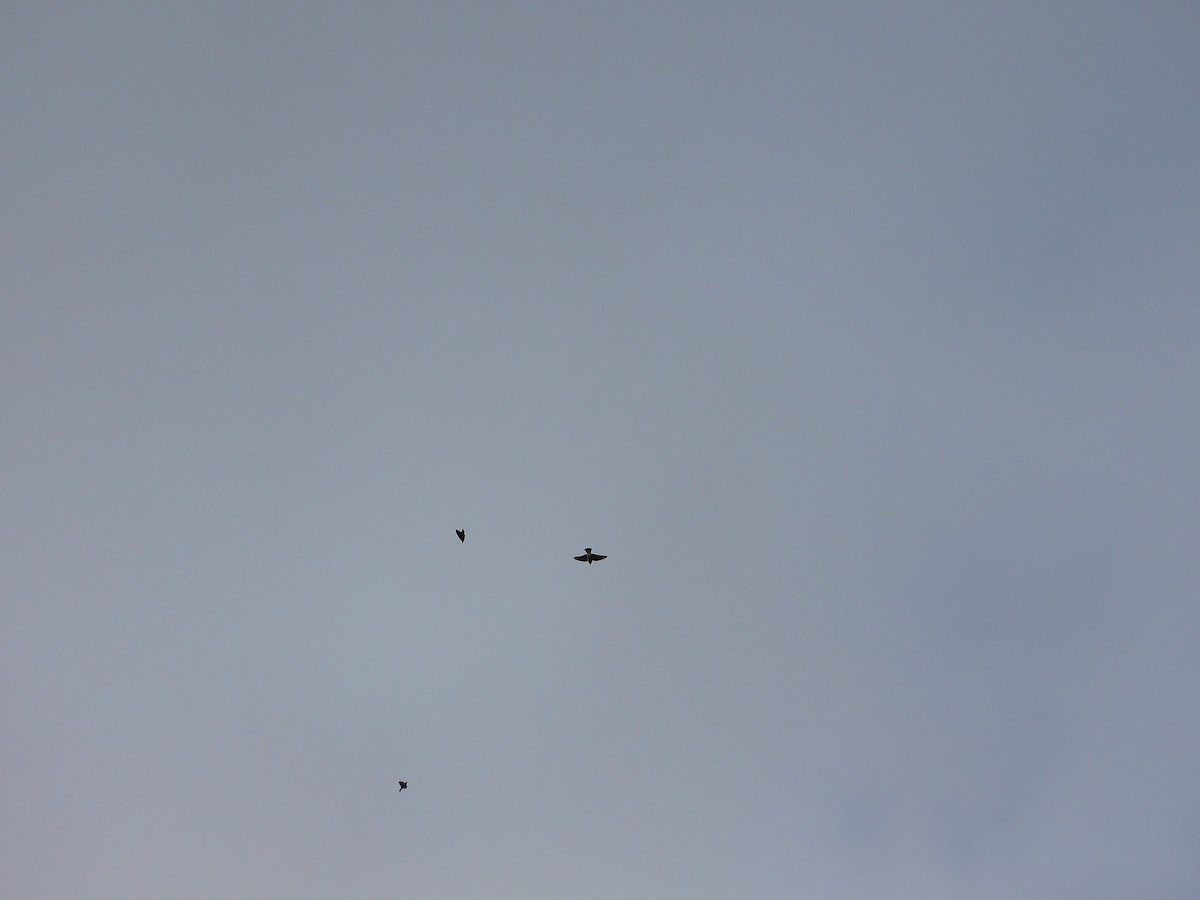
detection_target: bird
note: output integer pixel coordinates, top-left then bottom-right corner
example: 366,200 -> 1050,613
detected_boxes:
574,548 -> 607,564
456,529 -> 465,543
398,781 -> 408,792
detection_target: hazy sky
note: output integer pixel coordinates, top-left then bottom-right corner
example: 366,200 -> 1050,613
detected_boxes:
4,2 -> 1199,897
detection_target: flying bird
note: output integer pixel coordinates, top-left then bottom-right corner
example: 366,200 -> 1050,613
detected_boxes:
456,529 -> 465,543
398,781 -> 408,792
574,548 -> 607,564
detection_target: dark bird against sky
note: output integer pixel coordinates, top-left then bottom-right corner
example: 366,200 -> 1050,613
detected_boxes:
574,548 -> 606,564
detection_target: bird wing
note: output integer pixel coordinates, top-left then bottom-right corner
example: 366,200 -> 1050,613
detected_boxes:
574,555 -> 589,562
591,554 -> 606,561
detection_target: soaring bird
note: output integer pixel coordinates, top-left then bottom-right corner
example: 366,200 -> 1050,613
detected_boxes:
456,529 -> 465,543
398,781 -> 408,792
574,548 -> 607,564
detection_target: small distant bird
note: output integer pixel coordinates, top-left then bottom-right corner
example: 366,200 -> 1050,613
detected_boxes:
456,529 -> 465,543
574,547 -> 607,564
398,781 -> 408,792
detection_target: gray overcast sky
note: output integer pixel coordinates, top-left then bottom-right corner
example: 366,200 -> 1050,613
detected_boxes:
3,2 -> 1199,897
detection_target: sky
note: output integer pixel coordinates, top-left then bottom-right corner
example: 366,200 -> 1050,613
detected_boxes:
3,2 -> 1199,897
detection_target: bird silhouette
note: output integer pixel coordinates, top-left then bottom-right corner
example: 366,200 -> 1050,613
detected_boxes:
574,547 -> 607,564
398,781 -> 408,792
456,529 -> 465,543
